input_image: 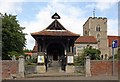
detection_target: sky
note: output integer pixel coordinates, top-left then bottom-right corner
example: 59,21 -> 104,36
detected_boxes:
0,0 -> 119,50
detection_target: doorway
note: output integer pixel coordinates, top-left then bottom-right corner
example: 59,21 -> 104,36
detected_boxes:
46,43 -> 65,72
53,50 -> 59,61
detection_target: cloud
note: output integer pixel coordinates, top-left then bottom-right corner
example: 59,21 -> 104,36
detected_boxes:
96,2 -> 116,12
20,2 -> 88,49
0,0 -> 23,15
85,0 -> 118,12
95,0 -> 118,12
6,1 -> 117,50
107,19 -> 118,36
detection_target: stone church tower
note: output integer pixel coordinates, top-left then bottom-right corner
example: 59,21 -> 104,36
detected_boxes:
83,17 -> 108,59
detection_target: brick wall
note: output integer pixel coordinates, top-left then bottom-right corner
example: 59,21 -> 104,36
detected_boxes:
90,60 -> 119,76
2,60 -> 19,79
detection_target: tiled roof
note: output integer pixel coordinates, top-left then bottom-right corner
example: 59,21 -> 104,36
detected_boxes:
31,20 -> 80,37
75,36 -> 97,43
108,36 -> 120,47
31,30 -> 80,37
32,41 -> 38,53
25,52 -> 33,56
32,45 -> 38,53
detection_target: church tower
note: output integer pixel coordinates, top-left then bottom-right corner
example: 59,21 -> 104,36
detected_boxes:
83,17 -> 108,59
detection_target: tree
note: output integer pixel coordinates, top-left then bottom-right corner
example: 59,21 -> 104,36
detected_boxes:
108,47 -> 120,60
74,46 -> 101,66
83,47 -> 101,60
2,13 -> 26,60
23,49 -> 32,53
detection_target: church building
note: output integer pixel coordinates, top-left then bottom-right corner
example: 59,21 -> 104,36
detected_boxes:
31,13 -> 120,72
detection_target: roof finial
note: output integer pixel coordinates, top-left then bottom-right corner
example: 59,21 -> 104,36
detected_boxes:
51,12 -> 61,20
93,8 -> 96,17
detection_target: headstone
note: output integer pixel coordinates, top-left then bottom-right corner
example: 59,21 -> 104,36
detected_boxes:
12,55 -> 16,60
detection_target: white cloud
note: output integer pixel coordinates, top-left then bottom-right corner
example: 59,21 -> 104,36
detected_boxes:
20,2 -> 87,49
0,0 -> 118,50
0,0 -> 23,15
95,0 -> 118,12
85,0 -> 118,12
107,19 -> 118,36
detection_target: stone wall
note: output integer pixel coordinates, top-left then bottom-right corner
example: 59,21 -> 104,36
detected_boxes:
25,65 -> 36,74
83,17 -> 108,59
90,60 -> 119,76
2,60 -> 19,79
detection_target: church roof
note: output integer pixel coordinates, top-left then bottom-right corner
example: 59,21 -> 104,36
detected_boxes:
31,41 -> 38,53
32,45 -> 38,53
45,20 -> 66,30
108,36 -> 120,47
31,20 -> 80,37
75,36 -> 97,43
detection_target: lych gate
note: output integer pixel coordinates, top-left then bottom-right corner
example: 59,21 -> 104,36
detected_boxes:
31,13 -> 79,73
47,42 -> 64,61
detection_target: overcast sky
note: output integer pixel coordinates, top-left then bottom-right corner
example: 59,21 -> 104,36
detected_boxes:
0,0 -> 119,50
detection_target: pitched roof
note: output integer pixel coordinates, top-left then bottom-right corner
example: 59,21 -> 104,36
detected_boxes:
46,20 -> 66,30
31,30 -> 80,37
108,36 -> 120,47
25,52 -> 33,56
32,41 -> 38,53
31,20 -> 80,37
32,45 -> 38,53
75,36 -> 97,43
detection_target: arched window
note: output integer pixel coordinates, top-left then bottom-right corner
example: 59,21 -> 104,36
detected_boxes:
105,54 -> 107,60
96,25 -> 100,31
101,55 -> 103,60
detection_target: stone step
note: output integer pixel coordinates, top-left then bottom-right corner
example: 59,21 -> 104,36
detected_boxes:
47,60 -> 61,73
47,67 -> 60,73
50,61 -> 60,67
25,73 -> 84,78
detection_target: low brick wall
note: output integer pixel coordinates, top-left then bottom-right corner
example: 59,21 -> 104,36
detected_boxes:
2,60 -> 19,79
90,60 -> 119,76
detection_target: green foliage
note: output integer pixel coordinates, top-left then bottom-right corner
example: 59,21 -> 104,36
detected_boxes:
8,51 -> 21,60
83,47 -> 101,60
109,47 -> 120,60
74,56 -> 85,66
23,49 -> 32,53
74,46 -> 101,66
26,57 -> 37,65
2,13 -> 26,60
108,54 -> 119,60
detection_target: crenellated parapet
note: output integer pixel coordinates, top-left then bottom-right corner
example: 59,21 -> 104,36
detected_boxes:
83,17 -> 107,27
